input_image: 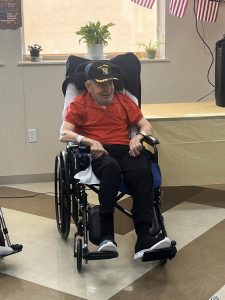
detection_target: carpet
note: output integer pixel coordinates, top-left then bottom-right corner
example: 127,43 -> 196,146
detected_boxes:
0,186 -> 55,219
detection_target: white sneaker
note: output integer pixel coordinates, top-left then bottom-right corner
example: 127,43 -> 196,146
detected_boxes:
98,240 -> 117,252
134,237 -> 171,260
0,246 -> 13,256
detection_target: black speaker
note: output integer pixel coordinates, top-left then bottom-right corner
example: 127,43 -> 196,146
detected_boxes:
215,35 -> 225,107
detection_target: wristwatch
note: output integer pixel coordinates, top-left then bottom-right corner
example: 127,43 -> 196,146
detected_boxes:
137,130 -> 148,138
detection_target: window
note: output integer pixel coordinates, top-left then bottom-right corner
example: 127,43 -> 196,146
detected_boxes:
22,0 -> 165,59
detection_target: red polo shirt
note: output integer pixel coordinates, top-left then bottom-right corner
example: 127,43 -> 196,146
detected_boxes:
64,92 -> 143,145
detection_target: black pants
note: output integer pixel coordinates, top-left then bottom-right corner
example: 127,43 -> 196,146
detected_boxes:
91,144 -> 154,229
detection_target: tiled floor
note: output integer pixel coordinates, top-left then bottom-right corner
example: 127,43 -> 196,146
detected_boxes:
0,182 -> 225,300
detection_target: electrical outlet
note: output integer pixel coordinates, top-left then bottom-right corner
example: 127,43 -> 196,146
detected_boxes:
28,129 -> 37,143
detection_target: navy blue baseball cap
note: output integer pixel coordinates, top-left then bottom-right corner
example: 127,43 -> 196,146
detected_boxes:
85,61 -> 119,83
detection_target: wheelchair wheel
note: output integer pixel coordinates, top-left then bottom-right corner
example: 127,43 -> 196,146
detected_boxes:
0,229 -> 5,246
76,238 -> 83,273
55,154 -> 71,239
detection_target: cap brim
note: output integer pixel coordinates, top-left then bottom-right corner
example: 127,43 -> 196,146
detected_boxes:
95,77 -> 119,83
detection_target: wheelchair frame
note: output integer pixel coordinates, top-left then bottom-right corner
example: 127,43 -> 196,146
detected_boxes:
55,137 -> 177,273
0,207 -> 23,258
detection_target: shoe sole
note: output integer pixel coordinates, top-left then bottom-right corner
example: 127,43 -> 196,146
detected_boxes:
134,237 -> 171,260
98,241 -> 117,252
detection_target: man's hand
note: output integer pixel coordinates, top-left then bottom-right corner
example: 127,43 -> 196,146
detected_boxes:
89,140 -> 108,159
129,135 -> 143,157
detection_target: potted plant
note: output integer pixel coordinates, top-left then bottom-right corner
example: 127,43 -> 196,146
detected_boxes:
76,21 -> 115,59
138,40 -> 163,59
27,44 -> 43,62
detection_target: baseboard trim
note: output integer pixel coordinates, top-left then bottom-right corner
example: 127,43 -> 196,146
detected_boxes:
0,174 -> 54,184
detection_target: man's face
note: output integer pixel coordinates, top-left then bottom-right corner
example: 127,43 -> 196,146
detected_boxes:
85,80 -> 114,106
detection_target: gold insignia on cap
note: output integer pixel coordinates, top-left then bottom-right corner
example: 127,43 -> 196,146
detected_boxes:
98,64 -> 109,75
95,77 -> 118,83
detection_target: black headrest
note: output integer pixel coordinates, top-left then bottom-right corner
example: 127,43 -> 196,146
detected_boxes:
62,52 -> 141,105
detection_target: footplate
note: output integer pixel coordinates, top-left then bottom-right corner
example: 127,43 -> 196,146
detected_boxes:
142,240 -> 177,262
83,251 -> 118,261
0,244 -> 23,258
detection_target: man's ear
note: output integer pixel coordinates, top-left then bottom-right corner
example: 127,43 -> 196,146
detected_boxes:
85,81 -> 91,92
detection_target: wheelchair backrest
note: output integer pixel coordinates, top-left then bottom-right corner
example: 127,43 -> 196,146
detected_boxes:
62,52 -> 141,112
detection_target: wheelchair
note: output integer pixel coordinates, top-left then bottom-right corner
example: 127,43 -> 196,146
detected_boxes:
0,207 -> 23,258
55,53 -> 177,273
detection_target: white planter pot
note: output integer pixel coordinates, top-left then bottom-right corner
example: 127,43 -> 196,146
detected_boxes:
30,55 -> 41,62
87,44 -> 104,60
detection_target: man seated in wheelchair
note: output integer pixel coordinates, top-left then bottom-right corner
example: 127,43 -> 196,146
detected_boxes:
60,61 -> 171,260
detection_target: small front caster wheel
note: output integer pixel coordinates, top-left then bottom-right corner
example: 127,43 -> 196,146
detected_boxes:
76,238 -> 83,273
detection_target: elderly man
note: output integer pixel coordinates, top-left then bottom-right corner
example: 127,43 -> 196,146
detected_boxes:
60,61 -> 171,260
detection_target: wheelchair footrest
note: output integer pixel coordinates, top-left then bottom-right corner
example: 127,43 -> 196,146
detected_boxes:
142,241 -> 177,262
83,251 -> 118,261
0,244 -> 23,258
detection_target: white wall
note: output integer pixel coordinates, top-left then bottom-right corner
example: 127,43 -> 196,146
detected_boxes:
0,3 -> 225,182
0,29 -> 65,182
141,3 -> 225,103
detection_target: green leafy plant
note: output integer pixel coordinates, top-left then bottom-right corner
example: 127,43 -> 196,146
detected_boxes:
138,40 -> 163,59
138,40 -> 162,52
76,21 -> 115,46
27,44 -> 43,57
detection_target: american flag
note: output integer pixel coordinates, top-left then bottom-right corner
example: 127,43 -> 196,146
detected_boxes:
0,12 -> 17,22
131,0 -> 156,9
169,0 -> 189,18
196,0 -> 220,22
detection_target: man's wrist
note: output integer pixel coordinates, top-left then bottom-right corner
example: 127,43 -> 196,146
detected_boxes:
137,130 -> 148,138
135,133 -> 144,141
76,135 -> 84,143
81,137 -> 94,146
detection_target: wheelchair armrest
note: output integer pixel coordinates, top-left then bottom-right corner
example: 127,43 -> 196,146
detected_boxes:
67,141 -> 79,147
142,135 -> 159,147
66,141 -> 90,152
141,135 -> 159,163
